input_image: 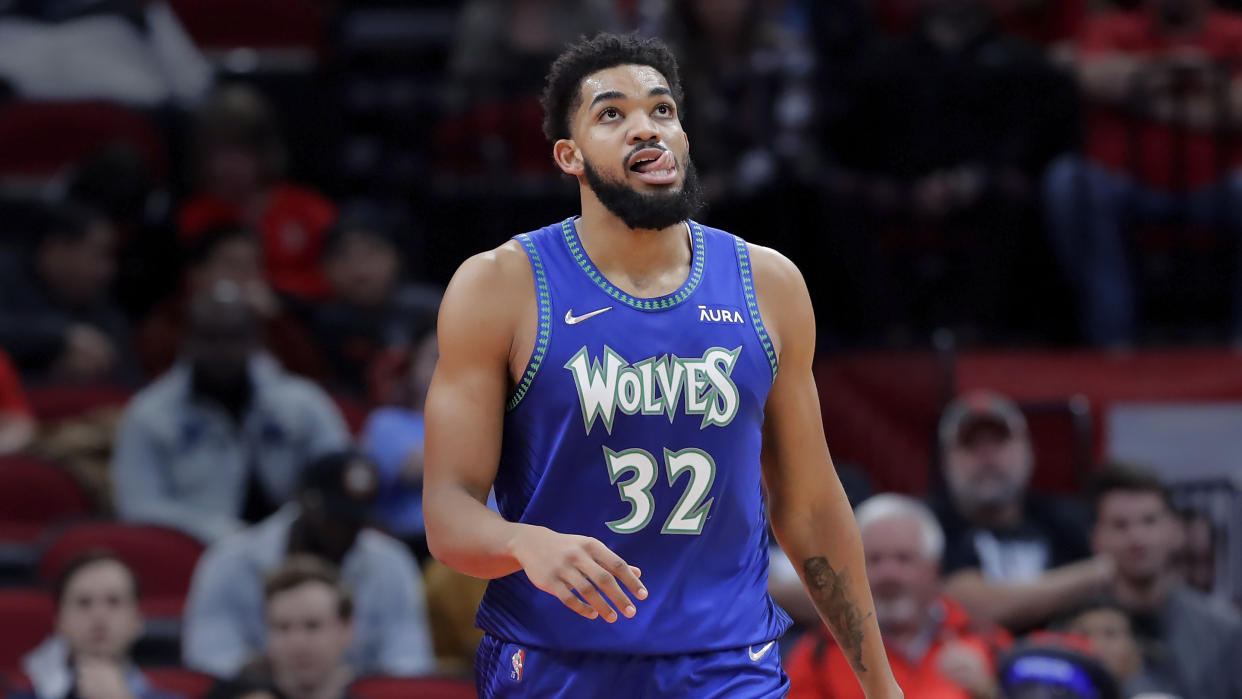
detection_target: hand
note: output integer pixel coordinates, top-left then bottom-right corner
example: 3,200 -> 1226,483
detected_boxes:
1088,553 -> 1117,593
75,658 -> 134,699
60,324 -> 116,379
509,525 -> 647,623
936,641 -> 998,699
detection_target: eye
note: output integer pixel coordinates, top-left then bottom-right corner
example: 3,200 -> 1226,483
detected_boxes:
655,103 -> 673,116
600,107 -> 620,121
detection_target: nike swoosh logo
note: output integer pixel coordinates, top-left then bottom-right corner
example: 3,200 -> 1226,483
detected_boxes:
564,306 -> 613,325
748,641 -> 776,662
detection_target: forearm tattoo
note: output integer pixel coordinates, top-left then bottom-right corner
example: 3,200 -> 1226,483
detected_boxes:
803,556 -> 872,674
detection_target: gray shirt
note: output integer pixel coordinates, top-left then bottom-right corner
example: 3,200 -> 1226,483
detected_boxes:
112,355 -> 350,543
1134,584 -> 1242,699
182,504 -> 436,678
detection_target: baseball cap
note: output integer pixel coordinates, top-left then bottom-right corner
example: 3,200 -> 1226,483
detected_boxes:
298,450 -> 381,521
997,634 -> 1120,699
939,390 -> 1028,448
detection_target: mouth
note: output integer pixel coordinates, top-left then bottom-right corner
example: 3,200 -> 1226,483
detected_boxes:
627,149 -> 678,185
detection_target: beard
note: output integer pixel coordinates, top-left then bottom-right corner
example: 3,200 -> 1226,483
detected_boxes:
873,594 -> 922,633
583,153 -> 704,231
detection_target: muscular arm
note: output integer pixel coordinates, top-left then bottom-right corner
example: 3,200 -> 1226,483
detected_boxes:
943,556 -> 1112,630
423,242 -> 532,579
750,246 -> 901,698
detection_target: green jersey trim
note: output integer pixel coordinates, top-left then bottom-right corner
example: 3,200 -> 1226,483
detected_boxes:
507,233 -> 552,412
734,237 -> 779,380
560,217 -> 705,311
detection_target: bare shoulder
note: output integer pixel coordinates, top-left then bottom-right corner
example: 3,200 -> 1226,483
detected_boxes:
439,240 -> 534,355
744,243 -> 814,354
745,242 -> 808,300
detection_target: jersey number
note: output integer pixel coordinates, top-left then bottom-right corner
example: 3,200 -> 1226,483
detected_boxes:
603,447 -> 717,535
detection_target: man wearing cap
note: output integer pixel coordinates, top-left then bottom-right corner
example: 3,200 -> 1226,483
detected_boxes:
931,390 -> 1111,631
181,450 -> 436,679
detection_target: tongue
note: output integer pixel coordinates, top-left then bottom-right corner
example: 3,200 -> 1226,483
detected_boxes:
635,151 -> 674,173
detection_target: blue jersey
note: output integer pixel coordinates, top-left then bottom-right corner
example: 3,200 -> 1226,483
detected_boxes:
476,217 -> 792,655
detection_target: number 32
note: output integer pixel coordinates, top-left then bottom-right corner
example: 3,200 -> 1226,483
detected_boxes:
604,446 -> 716,535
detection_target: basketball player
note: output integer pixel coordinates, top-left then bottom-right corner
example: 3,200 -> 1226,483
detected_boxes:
425,33 -> 903,698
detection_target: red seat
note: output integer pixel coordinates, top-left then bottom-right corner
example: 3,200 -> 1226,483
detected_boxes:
168,0 -> 321,55
38,524 -> 204,619
142,667 -> 215,699
26,384 -> 132,424
0,102 -> 165,182
0,589 -> 54,674
0,456 -> 92,543
351,676 -> 477,699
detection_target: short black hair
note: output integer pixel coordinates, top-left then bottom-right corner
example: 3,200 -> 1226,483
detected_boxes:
541,32 -> 684,142
1055,597 -> 1133,633
182,225 -> 256,268
1088,462 -> 1175,523
52,550 -> 141,609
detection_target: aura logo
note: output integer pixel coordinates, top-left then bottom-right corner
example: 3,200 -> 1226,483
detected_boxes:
698,305 -> 745,324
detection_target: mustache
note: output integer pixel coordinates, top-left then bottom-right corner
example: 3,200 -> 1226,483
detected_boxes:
624,141 -> 669,169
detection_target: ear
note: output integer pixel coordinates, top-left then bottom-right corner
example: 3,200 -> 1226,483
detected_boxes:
553,139 -> 584,176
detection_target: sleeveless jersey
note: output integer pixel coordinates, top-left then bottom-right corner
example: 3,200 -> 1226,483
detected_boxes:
476,217 -> 792,655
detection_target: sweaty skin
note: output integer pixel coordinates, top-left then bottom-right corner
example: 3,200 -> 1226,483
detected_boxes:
423,63 -> 901,698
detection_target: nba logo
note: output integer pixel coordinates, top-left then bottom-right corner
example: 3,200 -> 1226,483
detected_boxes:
510,649 -> 525,682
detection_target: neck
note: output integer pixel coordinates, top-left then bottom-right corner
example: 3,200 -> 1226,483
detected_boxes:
274,666 -> 351,699
1114,572 -> 1174,612
961,498 -> 1023,529
576,192 -> 690,287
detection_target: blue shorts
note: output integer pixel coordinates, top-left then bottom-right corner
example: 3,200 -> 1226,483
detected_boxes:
476,634 -> 789,698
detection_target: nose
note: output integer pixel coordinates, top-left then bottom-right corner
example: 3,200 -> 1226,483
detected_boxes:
627,111 -> 659,145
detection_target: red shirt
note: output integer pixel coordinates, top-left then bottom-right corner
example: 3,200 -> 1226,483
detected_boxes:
785,597 -> 1010,699
1079,10 -> 1242,188
0,350 -> 31,417
177,183 -> 337,300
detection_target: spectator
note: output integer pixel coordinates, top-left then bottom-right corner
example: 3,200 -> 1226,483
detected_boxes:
1044,0 -> 1242,345
112,286 -> 349,543
0,0 -> 211,108
137,227 -> 328,381
0,349 -> 35,454
182,450 -> 435,679
205,556 -> 358,699
931,391 -> 1108,631
660,0 -> 817,205
1062,600 -> 1179,697
312,223 -> 440,398
996,633 -> 1121,699
1089,463 -> 1242,699
13,552 -> 185,699
786,494 -> 1009,698
1176,510 -> 1217,593
178,84 -> 337,301
359,332 -> 438,559
0,202 -> 137,384
820,0 -> 1079,339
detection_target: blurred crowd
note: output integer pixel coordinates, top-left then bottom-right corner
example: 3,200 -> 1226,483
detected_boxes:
0,1 -> 1240,699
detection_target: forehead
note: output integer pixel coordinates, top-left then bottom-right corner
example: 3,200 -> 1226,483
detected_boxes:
66,561 -> 133,596
1072,608 -> 1129,630
268,581 -> 337,616
862,517 -> 923,548
578,64 -> 671,110
1100,490 -> 1167,517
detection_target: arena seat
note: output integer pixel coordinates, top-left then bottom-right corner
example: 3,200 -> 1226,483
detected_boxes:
38,523 -> 204,620
168,0 -> 322,70
0,456 -> 92,545
0,589 -> 54,674
351,676 -> 477,699
0,102 -> 165,185
25,383 -> 133,424
143,667 -> 215,699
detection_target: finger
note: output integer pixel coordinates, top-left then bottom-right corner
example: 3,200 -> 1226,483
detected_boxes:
563,569 -> 617,622
630,565 -> 642,579
580,559 -> 637,618
587,541 -> 648,600
548,582 -> 599,620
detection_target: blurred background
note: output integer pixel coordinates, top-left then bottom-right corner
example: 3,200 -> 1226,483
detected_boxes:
0,0 -> 1239,698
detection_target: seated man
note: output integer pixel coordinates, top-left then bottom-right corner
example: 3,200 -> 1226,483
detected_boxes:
932,391 -> 1109,631
1062,600 -> 1181,697
112,286 -> 350,543
14,552 -> 185,699
183,450 -> 435,679
0,202 -> 137,383
1090,463 -> 1242,699
785,494 -> 1010,698
205,556 -> 358,699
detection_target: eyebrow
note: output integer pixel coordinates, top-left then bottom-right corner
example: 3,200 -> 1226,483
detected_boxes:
588,86 -> 674,110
